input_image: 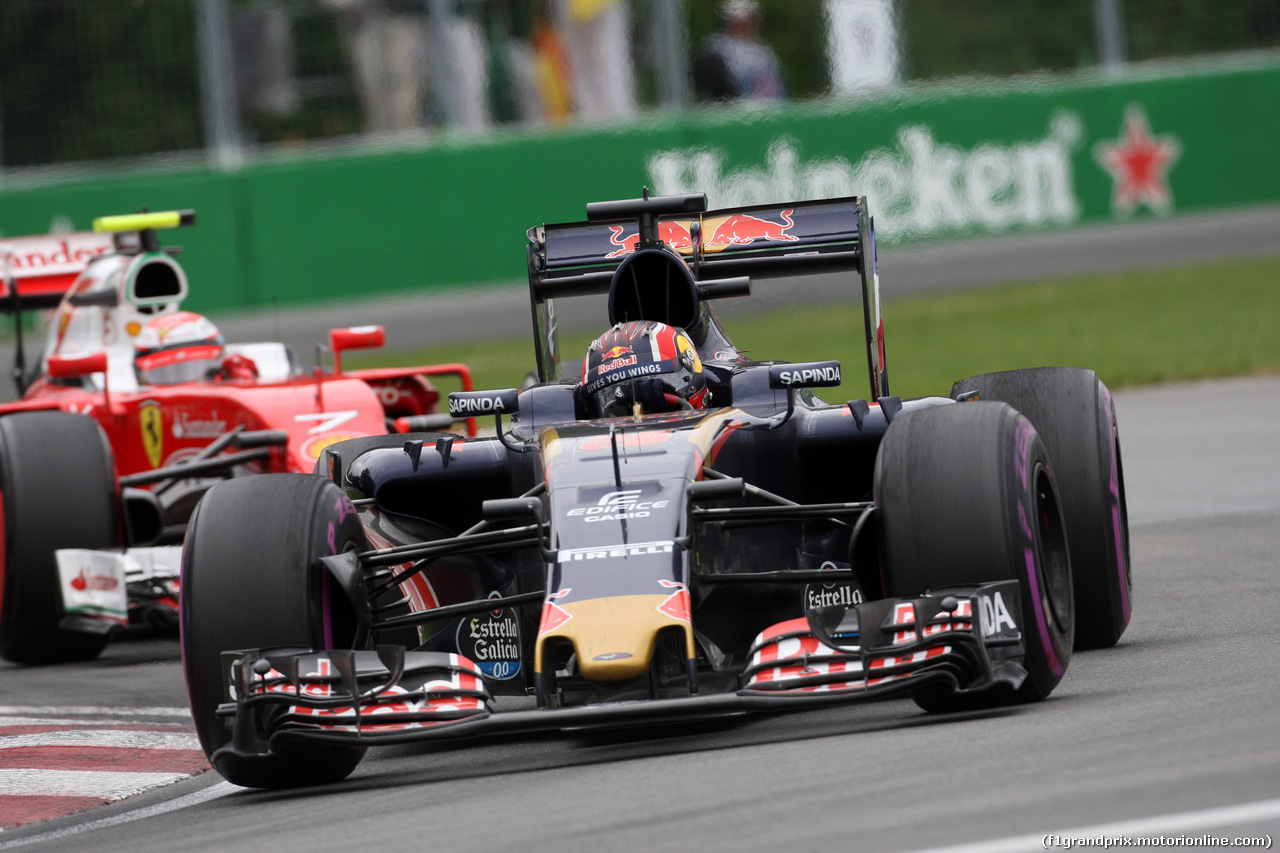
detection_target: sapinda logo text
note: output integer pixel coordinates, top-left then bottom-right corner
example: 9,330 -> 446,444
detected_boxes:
450,395 -> 511,414
775,365 -> 840,386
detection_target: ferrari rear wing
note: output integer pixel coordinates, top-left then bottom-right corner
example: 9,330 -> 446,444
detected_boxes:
0,232 -> 115,312
525,193 -> 887,399
0,210 -> 195,313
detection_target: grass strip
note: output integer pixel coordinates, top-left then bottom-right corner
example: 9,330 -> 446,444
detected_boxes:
352,253 -> 1280,401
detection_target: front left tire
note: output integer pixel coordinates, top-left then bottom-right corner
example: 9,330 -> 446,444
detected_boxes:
181,473 -> 369,788
874,402 -> 1074,711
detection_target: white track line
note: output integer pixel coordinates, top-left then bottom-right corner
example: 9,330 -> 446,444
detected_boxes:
0,770 -> 189,800
905,797 -> 1280,853
0,707 -> 190,719
0,718 -> 184,729
0,731 -> 200,750
0,781 -> 236,846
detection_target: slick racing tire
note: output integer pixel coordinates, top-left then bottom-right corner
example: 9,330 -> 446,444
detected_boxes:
0,411 -> 120,665
182,474 -> 368,788
952,368 -> 1131,650
875,402 -> 1073,712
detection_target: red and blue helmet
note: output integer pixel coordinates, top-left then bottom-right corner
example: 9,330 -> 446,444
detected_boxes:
581,321 -> 709,417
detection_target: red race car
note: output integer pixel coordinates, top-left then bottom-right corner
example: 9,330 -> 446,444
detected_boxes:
0,210 -> 474,664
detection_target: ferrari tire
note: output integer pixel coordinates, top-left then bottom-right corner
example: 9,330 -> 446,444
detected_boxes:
875,402 -> 1073,711
0,411 -> 119,664
181,474 -> 368,788
952,368 -> 1131,649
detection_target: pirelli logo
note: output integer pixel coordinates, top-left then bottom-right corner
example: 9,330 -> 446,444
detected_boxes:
557,540 -> 675,564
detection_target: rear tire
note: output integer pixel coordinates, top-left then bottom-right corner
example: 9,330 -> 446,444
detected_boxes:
0,412 -> 119,664
952,368 -> 1131,649
875,402 -> 1073,711
181,474 -> 368,788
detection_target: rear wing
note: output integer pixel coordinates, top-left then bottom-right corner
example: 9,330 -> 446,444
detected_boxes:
525,194 -> 887,398
0,232 -> 115,311
0,210 -> 195,313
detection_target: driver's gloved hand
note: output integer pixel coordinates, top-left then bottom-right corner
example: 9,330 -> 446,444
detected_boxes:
633,377 -> 669,412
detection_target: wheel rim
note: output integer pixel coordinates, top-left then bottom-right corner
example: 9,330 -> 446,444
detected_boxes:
1033,463 -> 1072,631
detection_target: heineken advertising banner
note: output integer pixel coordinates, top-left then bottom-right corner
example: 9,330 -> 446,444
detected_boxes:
1,56 -> 1276,314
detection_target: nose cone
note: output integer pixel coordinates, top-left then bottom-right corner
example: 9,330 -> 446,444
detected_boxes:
538,594 -> 693,681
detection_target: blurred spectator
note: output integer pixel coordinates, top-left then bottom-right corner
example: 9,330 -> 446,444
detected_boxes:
324,0 -> 491,133
554,0 -> 636,119
324,0 -> 431,132
525,12 -> 574,123
433,1 -> 490,131
694,0 -> 785,102
231,2 -> 298,121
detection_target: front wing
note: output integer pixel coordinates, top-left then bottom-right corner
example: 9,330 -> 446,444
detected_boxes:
209,582 -> 1025,762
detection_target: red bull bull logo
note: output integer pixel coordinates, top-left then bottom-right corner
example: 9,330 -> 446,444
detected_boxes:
603,210 -> 796,259
659,221 -> 694,251
607,225 -> 640,258
606,221 -> 696,257
706,209 -> 797,247
603,345 -> 632,359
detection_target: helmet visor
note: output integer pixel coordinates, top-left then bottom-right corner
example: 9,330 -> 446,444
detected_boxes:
136,344 -> 223,385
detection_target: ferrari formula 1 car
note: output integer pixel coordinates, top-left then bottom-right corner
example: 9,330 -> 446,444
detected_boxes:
181,192 -> 1131,789
0,211 -> 473,664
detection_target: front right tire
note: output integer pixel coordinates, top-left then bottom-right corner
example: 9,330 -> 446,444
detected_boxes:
952,367 -> 1131,649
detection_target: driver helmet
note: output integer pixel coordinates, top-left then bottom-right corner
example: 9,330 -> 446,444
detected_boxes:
581,321 -> 709,417
134,311 -> 225,386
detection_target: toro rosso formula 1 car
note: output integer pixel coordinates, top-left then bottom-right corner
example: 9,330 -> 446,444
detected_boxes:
0,211 -> 473,664
181,192 -> 1131,789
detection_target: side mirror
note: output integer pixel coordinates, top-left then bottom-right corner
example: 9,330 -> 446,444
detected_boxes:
448,388 -> 519,419
448,388 -> 527,453
329,325 -> 385,373
47,351 -> 114,415
47,351 -> 108,379
765,361 -> 842,430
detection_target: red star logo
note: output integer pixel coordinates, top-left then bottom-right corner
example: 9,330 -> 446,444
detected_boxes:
1094,106 -> 1181,216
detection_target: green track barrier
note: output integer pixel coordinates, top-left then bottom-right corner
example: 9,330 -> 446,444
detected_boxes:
1,56 -> 1276,314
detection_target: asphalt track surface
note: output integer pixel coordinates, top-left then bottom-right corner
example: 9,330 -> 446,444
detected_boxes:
2,211 -> 1279,850
3,374 -> 1279,852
